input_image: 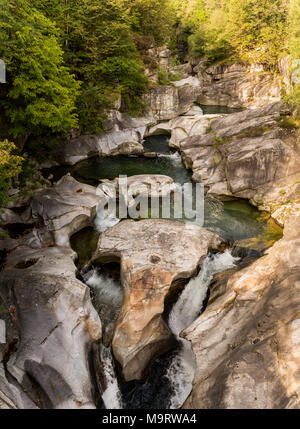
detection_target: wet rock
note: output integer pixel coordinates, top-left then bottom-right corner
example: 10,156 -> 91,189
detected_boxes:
60,129 -> 145,165
99,174 -> 177,202
183,205 -> 300,409
91,219 -> 225,381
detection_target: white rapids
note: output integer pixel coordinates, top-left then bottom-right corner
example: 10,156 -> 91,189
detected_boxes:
86,250 -> 238,409
166,250 -> 239,409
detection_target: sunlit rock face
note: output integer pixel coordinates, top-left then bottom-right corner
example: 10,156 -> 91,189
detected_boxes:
178,102 -> 300,208
183,206 -> 300,409
91,219 -> 226,381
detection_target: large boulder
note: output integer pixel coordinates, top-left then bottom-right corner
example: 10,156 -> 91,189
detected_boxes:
183,205 -> 300,409
0,245 -> 101,409
169,114 -> 220,149
91,219 -> 225,381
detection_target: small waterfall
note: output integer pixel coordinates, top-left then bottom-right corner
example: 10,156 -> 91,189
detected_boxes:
166,250 -> 239,408
100,346 -> 123,409
85,251 -> 238,409
84,269 -> 123,307
159,151 -> 183,166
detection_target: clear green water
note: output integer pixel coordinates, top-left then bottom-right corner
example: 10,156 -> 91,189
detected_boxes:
66,135 -> 282,267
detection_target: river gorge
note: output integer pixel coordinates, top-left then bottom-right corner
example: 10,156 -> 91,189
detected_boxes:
0,57 -> 300,410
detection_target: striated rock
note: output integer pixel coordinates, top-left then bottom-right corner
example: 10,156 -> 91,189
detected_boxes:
91,219 -> 225,381
196,62 -> 282,108
209,101 -> 289,138
169,114 -> 220,149
183,205 -> 300,409
30,175 -> 102,247
179,103 -> 300,205
60,129 -> 145,166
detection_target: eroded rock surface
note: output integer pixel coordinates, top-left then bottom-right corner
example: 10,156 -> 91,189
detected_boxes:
59,113 -> 157,165
179,102 -> 300,206
91,219 -> 225,381
183,205 -> 300,409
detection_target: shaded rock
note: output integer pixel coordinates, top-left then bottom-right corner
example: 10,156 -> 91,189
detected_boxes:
183,206 -> 300,409
169,63 -> 192,80
148,86 -> 180,121
0,245 -> 101,409
91,219 -> 225,381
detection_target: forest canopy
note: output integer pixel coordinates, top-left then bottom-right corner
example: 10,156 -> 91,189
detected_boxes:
0,0 -> 299,207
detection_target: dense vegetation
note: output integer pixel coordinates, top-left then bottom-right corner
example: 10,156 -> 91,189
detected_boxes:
0,0 -> 299,206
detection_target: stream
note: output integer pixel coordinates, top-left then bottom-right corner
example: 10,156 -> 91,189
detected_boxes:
65,134 -> 282,410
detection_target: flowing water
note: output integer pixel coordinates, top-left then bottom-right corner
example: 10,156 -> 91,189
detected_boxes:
166,250 -> 239,409
66,134 -> 282,409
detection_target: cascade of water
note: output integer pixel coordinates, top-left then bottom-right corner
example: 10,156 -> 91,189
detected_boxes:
166,250 -> 239,409
100,346 -> 123,409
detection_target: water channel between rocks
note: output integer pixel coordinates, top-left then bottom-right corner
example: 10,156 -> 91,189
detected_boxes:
65,134 -> 283,409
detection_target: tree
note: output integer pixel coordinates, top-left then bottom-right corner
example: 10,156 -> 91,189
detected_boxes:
0,140 -> 23,206
0,0 -> 80,149
224,0 -> 288,68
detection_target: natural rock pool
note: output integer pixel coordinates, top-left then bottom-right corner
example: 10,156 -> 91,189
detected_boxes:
64,135 -> 283,409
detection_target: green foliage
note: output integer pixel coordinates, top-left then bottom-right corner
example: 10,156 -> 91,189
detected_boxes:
157,70 -> 171,86
0,0 -> 80,145
34,0 -> 149,134
0,140 -> 23,206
